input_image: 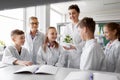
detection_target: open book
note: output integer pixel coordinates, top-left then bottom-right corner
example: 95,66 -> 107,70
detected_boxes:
0,63 -> 8,68
64,71 -> 119,80
14,65 -> 58,75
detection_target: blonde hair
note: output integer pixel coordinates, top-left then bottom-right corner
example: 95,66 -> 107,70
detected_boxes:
43,27 -> 59,52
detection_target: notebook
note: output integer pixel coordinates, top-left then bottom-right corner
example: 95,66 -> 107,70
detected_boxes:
14,65 -> 58,75
64,71 -> 119,80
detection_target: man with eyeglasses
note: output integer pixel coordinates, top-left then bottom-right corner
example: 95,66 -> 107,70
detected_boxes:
24,16 -> 45,64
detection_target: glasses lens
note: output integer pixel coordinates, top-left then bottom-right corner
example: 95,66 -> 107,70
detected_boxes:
30,22 -> 39,25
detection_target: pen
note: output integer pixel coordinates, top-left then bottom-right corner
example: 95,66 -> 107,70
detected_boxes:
33,67 -> 39,74
90,73 -> 93,80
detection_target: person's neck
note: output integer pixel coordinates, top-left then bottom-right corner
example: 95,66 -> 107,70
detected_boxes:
85,34 -> 94,41
15,44 -> 21,52
72,19 -> 79,25
30,30 -> 37,36
110,37 -> 117,43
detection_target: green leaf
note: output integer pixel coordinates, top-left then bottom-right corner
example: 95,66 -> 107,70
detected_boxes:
63,35 -> 73,43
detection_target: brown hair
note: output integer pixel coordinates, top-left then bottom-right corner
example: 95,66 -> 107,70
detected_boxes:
68,4 -> 80,13
11,29 -> 24,37
104,22 -> 120,41
43,27 -> 59,52
79,17 -> 96,34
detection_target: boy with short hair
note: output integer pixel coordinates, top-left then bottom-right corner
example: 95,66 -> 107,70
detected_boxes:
2,29 -> 32,66
78,17 -> 105,70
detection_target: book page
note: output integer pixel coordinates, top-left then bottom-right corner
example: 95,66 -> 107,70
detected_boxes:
35,65 -> 58,75
0,63 -> 8,68
64,71 -> 92,80
14,65 -> 39,73
94,73 -> 119,80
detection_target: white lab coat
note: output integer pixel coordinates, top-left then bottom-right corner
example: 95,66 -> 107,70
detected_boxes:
115,55 -> 120,73
37,45 -> 66,67
104,39 -> 120,72
65,41 -> 85,68
24,30 -> 44,64
2,45 -> 31,64
63,22 -> 82,45
62,22 -> 84,68
80,39 -> 105,70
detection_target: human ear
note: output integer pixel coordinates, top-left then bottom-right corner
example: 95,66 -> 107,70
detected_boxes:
83,26 -> 87,33
113,29 -> 117,36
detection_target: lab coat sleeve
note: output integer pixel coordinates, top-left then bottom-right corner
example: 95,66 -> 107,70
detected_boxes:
115,55 -> 120,73
114,46 -> 120,72
81,50 -> 94,70
23,48 -> 32,62
80,47 -> 104,70
2,47 -> 17,64
36,47 -> 46,65
55,46 -> 67,67
100,57 -> 107,71
42,34 -> 45,43
74,41 -> 85,53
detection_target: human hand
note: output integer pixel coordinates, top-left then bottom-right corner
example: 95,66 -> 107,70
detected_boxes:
63,45 -> 76,50
14,60 -> 33,66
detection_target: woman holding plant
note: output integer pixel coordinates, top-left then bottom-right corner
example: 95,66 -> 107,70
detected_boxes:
63,4 -> 85,68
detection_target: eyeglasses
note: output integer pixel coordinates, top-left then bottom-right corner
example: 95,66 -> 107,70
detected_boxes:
30,22 -> 39,25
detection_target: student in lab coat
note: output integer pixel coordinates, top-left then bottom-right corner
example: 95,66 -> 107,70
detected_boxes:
103,22 -> 120,72
63,4 -> 85,68
37,27 -> 65,66
24,16 -> 44,64
2,29 -> 32,66
78,17 -> 105,70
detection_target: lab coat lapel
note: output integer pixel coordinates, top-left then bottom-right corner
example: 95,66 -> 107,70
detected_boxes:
105,39 -> 118,55
12,45 -> 21,60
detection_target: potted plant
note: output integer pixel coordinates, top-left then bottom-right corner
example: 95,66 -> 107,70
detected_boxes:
63,35 -> 73,48
0,40 -> 5,51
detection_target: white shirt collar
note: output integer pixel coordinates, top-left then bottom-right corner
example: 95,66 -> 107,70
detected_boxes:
84,39 -> 96,48
107,39 -> 119,47
72,20 -> 80,28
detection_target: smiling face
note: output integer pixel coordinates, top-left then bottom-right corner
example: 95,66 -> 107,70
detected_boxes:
103,26 -> 117,41
29,18 -> 39,32
47,28 -> 57,42
12,34 -> 25,46
68,9 -> 79,22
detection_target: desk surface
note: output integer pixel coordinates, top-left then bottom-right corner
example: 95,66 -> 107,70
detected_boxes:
0,65 -> 120,80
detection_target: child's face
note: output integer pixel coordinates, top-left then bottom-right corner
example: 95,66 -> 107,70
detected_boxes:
13,34 -> 25,46
47,29 -> 57,42
78,26 -> 86,41
103,26 -> 116,40
29,19 -> 39,32
68,9 -> 79,22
